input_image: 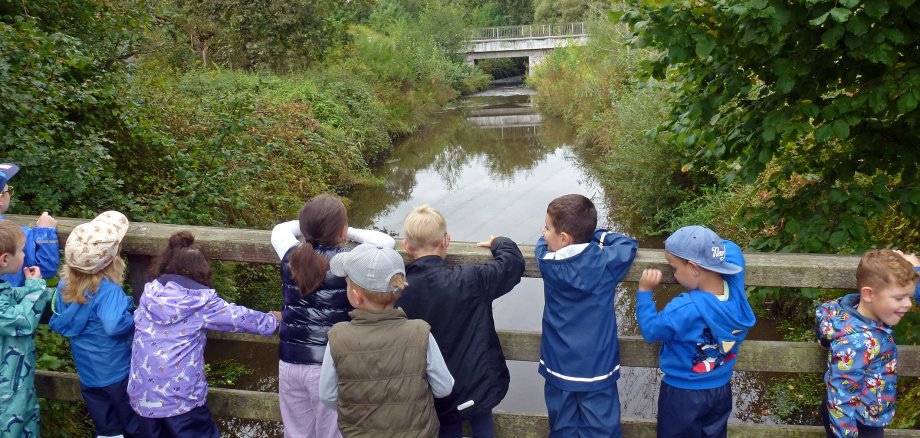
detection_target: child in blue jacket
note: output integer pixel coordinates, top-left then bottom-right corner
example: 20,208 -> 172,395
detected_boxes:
50,211 -> 138,437
635,225 -> 756,438
0,162 -> 59,287
536,194 -> 637,437
816,249 -> 919,437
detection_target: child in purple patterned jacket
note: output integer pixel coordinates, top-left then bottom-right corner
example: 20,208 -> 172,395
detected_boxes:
127,231 -> 282,437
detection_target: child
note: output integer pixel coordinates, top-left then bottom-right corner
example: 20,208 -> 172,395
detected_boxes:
318,243 -> 454,436
0,220 -> 51,437
635,225 -> 756,438
816,249 -> 919,437
0,162 -> 59,287
271,194 -> 394,438
395,205 -> 525,437
49,211 -> 139,437
536,194 -> 638,437
127,231 -> 281,437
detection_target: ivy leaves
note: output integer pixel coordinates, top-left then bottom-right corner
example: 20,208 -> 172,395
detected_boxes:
623,0 -> 920,252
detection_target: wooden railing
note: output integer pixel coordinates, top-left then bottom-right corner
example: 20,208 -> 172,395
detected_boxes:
469,22 -> 587,41
9,215 -> 920,437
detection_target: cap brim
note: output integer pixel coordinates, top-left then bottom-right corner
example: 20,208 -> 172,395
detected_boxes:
0,163 -> 19,187
329,251 -> 349,277
702,261 -> 743,275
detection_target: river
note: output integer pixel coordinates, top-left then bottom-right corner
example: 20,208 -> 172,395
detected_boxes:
209,86 -> 800,436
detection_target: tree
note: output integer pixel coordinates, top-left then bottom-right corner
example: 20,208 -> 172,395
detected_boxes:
534,0 -> 609,23
622,0 -> 920,253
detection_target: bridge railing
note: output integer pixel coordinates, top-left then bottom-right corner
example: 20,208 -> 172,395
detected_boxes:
8,215 -> 920,437
470,22 -> 587,41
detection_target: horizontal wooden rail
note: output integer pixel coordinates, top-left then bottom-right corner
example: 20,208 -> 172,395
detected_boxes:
6,214 -> 863,289
206,331 -> 920,377
34,371 -> 920,437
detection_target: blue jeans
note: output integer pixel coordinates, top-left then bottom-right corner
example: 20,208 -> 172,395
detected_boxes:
657,381 -> 732,438
544,382 -> 621,438
439,411 -> 495,438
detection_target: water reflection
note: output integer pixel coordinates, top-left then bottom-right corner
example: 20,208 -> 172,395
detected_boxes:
211,87 -> 800,437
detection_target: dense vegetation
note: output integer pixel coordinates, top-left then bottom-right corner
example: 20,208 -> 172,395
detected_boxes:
529,1 -> 920,428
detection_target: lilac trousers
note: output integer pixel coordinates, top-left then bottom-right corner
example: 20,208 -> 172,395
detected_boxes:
279,360 -> 342,438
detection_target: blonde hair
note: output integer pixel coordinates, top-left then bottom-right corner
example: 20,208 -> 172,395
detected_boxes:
856,249 -> 920,291
60,256 -> 125,304
353,273 -> 407,306
403,205 -> 447,250
0,220 -> 24,256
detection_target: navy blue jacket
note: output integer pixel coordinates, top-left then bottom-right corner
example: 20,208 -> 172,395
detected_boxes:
536,229 -> 637,392
0,214 -> 59,287
396,237 -> 525,421
279,244 -> 352,364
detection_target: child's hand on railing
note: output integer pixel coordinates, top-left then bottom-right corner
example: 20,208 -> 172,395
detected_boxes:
638,269 -> 662,292
477,235 -> 498,248
270,311 -> 282,322
23,266 -> 41,279
36,211 -> 57,227
894,250 -> 920,267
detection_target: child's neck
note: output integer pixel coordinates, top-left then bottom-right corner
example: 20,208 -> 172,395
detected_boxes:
410,247 -> 446,260
357,303 -> 395,312
697,275 -> 724,296
855,301 -> 879,323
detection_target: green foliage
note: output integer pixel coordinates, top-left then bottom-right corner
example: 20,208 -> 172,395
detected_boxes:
459,0 -> 534,26
765,374 -> 823,425
35,326 -> 94,436
164,0 -> 375,71
622,0 -> 920,254
205,359 -> 254,387
533,0 -> 609,23
892,378 -> 920,429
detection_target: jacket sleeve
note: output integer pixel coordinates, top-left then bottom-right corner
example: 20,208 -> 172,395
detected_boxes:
271,220 -> 301,260
319,345 -> 339,410
426,334 -> 454,398
0,278 -> 49,336
201,292 -> 279,336
825,332 -> 869,437
595,229 -> 638,277
815,301 -> 833,349
22,225 -> 60,280
347,227 -> 396,249
635,291 -> 679,342
914,267 -> 920,302
535,236 -> 548,260
95,284 -> 135,336
473,236 -> 525,301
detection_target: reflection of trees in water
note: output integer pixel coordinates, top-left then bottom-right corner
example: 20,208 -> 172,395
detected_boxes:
347,96 -> 576,228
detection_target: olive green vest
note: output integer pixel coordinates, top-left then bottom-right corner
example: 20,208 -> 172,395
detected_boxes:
328,308 -> 439,438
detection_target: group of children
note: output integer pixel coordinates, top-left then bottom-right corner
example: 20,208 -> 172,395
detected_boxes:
0,160 -> 918,438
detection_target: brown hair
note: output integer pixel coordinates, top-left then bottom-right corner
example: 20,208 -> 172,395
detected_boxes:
150,231 -> 212,287
856,249 -> 920,291
289,195 -> 348,296
351,273 -> 407,306
546,194 -> 597,244
0,220 -> 24,256
60,254 -> 125,304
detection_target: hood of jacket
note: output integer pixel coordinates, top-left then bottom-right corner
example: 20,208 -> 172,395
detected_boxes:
822,293 -> 883,334
48,278 -> 114,337
689,286 -> 757,355
141,274 -> 212,326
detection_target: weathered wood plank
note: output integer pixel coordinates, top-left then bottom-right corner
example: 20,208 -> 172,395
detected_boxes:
6,214 -> 862,289
32,373 -> 920,437
206,331 -> 920,376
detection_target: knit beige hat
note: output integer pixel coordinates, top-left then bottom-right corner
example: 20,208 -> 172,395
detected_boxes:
65,211 -> 130,274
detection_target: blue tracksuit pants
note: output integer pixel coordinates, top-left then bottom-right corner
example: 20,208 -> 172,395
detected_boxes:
136,405 -> 220,438
657,381 -> 732,438
544,381 -> 621,438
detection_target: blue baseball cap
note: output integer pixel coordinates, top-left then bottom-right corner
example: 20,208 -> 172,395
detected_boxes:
665,225 -> 742,275
0,163 -> 19,190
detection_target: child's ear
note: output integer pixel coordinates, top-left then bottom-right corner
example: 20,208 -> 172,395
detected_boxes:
560,232 -> 572,247
0,252 -> 7,267
402,239 -> 413,254
859,286 -> 875,303
442,232 -> 451,249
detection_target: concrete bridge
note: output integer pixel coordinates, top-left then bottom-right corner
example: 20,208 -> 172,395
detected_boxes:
466,22 -> 588,73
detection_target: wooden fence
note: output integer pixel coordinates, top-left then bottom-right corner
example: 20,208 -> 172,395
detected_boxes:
8,215 -> 920,437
